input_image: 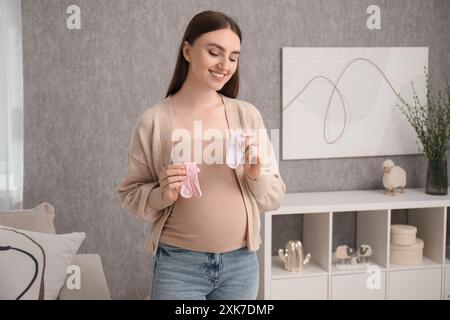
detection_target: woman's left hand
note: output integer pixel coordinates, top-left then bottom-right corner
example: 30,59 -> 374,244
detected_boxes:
242,132 -> 261,180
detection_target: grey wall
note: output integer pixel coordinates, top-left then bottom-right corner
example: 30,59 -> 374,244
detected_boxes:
22,0 -> 450,299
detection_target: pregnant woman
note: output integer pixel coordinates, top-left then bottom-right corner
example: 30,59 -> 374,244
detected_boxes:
116,10 -> 286,300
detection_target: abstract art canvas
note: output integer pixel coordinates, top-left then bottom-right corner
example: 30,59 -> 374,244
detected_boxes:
282,47 -> 429,160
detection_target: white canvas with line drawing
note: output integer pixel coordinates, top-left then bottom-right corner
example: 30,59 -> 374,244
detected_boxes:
281,47 -> 429,160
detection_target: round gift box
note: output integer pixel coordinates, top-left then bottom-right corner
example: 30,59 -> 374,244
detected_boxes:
390,238 -> 424,266
391,224 -> 417,246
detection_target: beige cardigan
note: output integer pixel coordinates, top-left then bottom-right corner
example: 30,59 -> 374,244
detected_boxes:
116,94 -> 286,256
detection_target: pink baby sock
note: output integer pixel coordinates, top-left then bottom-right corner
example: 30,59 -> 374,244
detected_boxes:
180,162 -> 202,199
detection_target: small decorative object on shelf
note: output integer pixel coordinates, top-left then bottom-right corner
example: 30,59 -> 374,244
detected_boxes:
278,240 -> 311,272
396,67 -> 450,195
357,244 -> 373,264
390,224 -> 417,245
335,245 -> 353,266
426,160 -> 448,196
382,159 -> 406,196
390,224 -> 424,266
334,244 -> 373,268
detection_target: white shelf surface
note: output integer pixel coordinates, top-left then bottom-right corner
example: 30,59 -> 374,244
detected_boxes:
271,256 -> 328,279
331,259 -> 385,275
269,188 -> 450,215
389,256 -> 442,271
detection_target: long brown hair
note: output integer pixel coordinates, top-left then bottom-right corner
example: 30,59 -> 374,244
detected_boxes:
165,11 -> 242,99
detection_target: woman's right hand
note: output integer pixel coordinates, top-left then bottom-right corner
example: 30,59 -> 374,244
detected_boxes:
159,164 -> 187,202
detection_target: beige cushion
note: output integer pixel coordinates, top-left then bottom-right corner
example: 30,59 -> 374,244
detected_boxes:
0,202 -> 56,234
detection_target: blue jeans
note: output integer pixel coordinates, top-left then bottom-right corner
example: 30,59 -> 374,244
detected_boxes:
151,242 -> 259,300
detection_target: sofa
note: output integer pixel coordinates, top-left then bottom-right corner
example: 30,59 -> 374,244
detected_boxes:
58,253 -> 111,299
0,202 -> 111,300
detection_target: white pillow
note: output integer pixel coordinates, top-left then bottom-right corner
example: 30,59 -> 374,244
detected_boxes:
0,224 -> 85,300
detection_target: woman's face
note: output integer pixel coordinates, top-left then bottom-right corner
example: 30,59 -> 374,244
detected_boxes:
183,28 -> 241,91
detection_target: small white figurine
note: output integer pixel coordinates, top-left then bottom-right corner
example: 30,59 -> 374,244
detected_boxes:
335,245 -> 353,266
357,244 -> 373,264
382,159 -> 406,196
335,244 -> 373,267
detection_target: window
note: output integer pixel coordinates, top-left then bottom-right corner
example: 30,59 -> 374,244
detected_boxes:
0,0 -> 23,210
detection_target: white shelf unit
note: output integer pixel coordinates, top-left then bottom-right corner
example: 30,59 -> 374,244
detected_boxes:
263,188 -> 450,300
446,266 -> 450,300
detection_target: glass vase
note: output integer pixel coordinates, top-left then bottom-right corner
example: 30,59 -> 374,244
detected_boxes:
425,159 -> 448,195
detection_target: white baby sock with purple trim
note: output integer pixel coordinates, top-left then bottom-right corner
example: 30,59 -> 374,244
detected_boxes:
226,132 -> 245,169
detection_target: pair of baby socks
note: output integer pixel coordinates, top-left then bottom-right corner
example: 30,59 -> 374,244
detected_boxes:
178,133 -> 247,199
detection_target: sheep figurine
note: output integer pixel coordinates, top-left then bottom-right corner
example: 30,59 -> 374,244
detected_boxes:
335,245 -> 353,266
382,159 -> 406,196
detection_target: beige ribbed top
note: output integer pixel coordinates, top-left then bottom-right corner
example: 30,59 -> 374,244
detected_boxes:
160,137 -> 248,253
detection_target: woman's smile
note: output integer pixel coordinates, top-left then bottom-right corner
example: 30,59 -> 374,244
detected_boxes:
209,70 -> 226,82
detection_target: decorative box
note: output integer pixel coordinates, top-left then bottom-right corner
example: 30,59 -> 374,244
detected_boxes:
390,238 -> 424,265
391,224 -> 417,246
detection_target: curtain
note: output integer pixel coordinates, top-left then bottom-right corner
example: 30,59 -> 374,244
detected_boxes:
0,0 -> 23,210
